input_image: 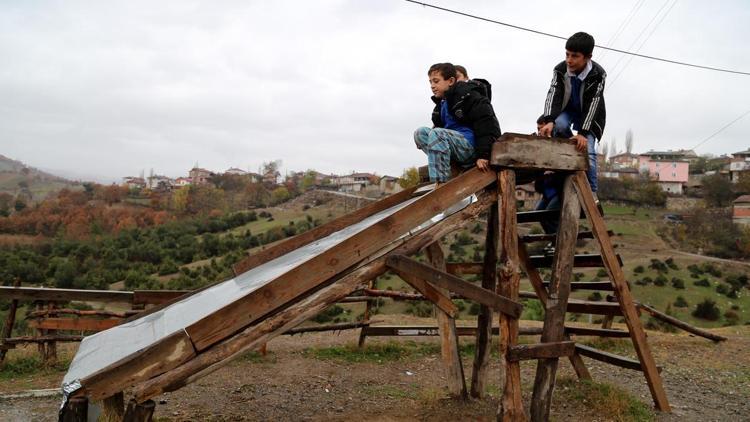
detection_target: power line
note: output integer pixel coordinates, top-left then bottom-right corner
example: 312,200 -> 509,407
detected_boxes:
692,109 -> 750,150
598,0 -> 647,62
404,0 -> 750,76
608,0 -> 673,79
609,0 -> 679,87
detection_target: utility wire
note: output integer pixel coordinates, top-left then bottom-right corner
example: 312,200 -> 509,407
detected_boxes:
692,109 -> 750,150
598,0 -> 646,62
609,0 -> 678,87
404,0 -> 750,76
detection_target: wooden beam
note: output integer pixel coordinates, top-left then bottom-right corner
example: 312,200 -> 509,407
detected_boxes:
0,286 -> 133,303
28,318 -> 121,332
573,171 -> 670,411
80,330 -> 197,402
566,300 -> 622,316
471,202 -> 498,399
445,262 -> 484,275
389,266 -> 459,318
123,399 -> 155,422
426,242 -> 467,399
509,341 -> 575,362
520,230 -> 613,243
232,184 -> 423,275
637,303 -> 727,342
496,169 -> 526,422
186,168 -> 496,351
284,320 -> 373,335
132,290 -> 189,306
531,175 -> 580,422
565,326 -> 630,338
542,281 -> 614,291
387,255 -> 523,318
491,133 -> 588,171
362,325 -> 544,337
575,345 -> 662,373
28,309 -> 140,319
0,279 -> 20,362
3,335 -> 84,343
529,253 -> 622,268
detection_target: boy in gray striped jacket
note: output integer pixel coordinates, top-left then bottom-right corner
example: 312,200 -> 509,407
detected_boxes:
538,32 -> 606,196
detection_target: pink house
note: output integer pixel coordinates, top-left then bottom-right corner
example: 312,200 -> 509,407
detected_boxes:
638,151 -> 690,194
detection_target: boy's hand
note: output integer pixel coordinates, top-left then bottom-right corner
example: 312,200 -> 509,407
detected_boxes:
539,122 -> 554,137
476,159 -> 490,172
572,134 -> 588,152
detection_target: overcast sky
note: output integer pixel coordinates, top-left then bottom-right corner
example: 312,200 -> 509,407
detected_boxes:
1,0 -> 749,182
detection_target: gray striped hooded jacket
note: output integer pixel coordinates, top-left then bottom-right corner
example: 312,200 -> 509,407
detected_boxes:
542,60 -> 606,140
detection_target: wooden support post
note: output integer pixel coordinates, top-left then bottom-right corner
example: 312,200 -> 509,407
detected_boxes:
471,202 -> 498,399
497,169 -> 526,422
601,314 -> 614,329
102,392 -> 125,421
565,333 -> 591,380
124,399 -> 156,422
61,396 -> 88,422
45,302 -> 57,364
426,242 -> 467,399
573,171 -> 670,412
0,278 -> 21,362
358,279 -> 375,348
530,174 -> 580,422
35,302 -> 47,363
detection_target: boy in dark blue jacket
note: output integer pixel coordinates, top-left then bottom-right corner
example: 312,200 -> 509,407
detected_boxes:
414,63 -> 501,183
538,32 -> 606,196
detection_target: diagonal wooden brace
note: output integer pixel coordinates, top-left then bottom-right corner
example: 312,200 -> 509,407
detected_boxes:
386,255 -> 523,318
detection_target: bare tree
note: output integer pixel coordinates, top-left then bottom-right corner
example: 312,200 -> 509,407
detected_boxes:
625,129 -> 634,154
598,140 -> 609,162
609,137 -> 618,158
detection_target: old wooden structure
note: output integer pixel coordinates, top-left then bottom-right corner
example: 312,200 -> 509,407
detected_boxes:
51,133 -> 686,421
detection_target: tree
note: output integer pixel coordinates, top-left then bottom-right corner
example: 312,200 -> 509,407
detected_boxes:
399,167 -> 420,189
625,129 -> 633,154
271,186 -> 291,205
735,171 -> 750,195
609,137 -> 617,158
14,197 -> 27,212
702,173 -> 733,207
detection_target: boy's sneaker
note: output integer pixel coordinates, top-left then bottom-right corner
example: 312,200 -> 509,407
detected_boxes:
592,192 -> 604,216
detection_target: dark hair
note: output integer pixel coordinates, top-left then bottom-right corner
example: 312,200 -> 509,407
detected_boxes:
428,63 -> 457,80
536,115 -> 546,125
565,32 -> 595,56
455,65 -> 468,79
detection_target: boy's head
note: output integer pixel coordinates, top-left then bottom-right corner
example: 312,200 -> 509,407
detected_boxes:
536,115 -> 546,133
455,65 -> 468,81
428,63 -> 457,98
565,32 -> 595,73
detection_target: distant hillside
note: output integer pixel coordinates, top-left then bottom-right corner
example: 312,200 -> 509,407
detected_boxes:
0,154 -> 80,201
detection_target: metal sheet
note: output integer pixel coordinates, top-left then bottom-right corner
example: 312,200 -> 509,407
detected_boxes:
62,192 -> 473,392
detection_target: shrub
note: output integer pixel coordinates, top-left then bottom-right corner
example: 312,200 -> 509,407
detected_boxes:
649,259 -> 668,273
313,304 -> 344,323
653,274 -> 668,286
468,302 -> 481,316
716,284 -> 729,295
693,278 -> 711,287
471,223 -> 483,234
723,310 -> 740,325
692,299 -> 721,321
664,257 -> 679,270
587,292 -> 603,301
670,277 -> 685,289
633,265 -> 645,274
687,264 -> 702,275
406,302 -> 433,318
521,299 -> 544,321
673,296 -> 689,308
596,269 -> 608,278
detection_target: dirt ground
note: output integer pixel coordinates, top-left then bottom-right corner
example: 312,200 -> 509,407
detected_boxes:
1,316 -> 748,422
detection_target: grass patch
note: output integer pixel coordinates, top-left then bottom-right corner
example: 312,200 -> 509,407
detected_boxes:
303,340 -> 479,364
557,377 -> 654,421
0,355 -> 70,380
579,338 -> 632,356
238,350 -> 276,364
361,384 -> 417,399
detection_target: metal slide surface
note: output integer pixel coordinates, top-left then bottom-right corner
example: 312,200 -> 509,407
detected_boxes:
62,190 -> 474,392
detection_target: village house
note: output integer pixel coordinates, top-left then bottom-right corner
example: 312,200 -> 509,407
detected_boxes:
333,172 -> 376,193
729,148 -> 750,183
638,150 -> 690,195
122,176 -> 146,189
174,177 -> 192,187
147,175 -> 173,190
378,175 -> 403,195
609,152 -> 639,169
515,183 -> 540,210
224,167 -> 247,176
189,167 -> 213,186
601,167 -> 639,180
733,195 -> 750,226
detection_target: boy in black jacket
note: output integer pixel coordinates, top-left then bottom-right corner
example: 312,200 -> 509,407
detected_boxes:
538,32 -> 606,195
414,63 -> 501,183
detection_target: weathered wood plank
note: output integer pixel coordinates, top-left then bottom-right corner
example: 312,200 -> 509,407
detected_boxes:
637,303 -> 727,342
0,286 -> 133,303
531,175 -> 580,422
3,335 -> 84,343
446,254 -> 621,273
80,330 -> 197,402
387,255 -> 522,318
496,169 -> 526,421
186,168 -> 495,351
509,341 -> 575,362
0,279 -> 20,362
573,171 -> 670,411
564,326 -> 630,338
491,133 -> 588,171
575,344 -> 663,373
389,267 -> 459,318
28,318 -> 121,332
427,243 -> 467,399
361,325 -> 545,337
542,281 -> 614,291
566,300 -> 623,316
520,230 -> 613,243
471,202 -> 498,399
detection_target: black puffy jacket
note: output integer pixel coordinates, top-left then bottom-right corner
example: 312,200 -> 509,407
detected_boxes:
430,80 -> 502,159
542,60 -> 606,140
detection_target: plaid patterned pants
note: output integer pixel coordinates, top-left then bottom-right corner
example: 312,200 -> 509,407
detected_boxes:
414,127 -> 476,182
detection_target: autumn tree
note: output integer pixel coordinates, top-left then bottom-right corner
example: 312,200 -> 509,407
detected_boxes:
399,167 -> 420,188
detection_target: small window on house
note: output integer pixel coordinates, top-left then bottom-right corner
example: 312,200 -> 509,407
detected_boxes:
672,173 -> 676,178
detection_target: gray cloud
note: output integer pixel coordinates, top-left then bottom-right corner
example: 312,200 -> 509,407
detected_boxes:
1,0 -> 749,182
